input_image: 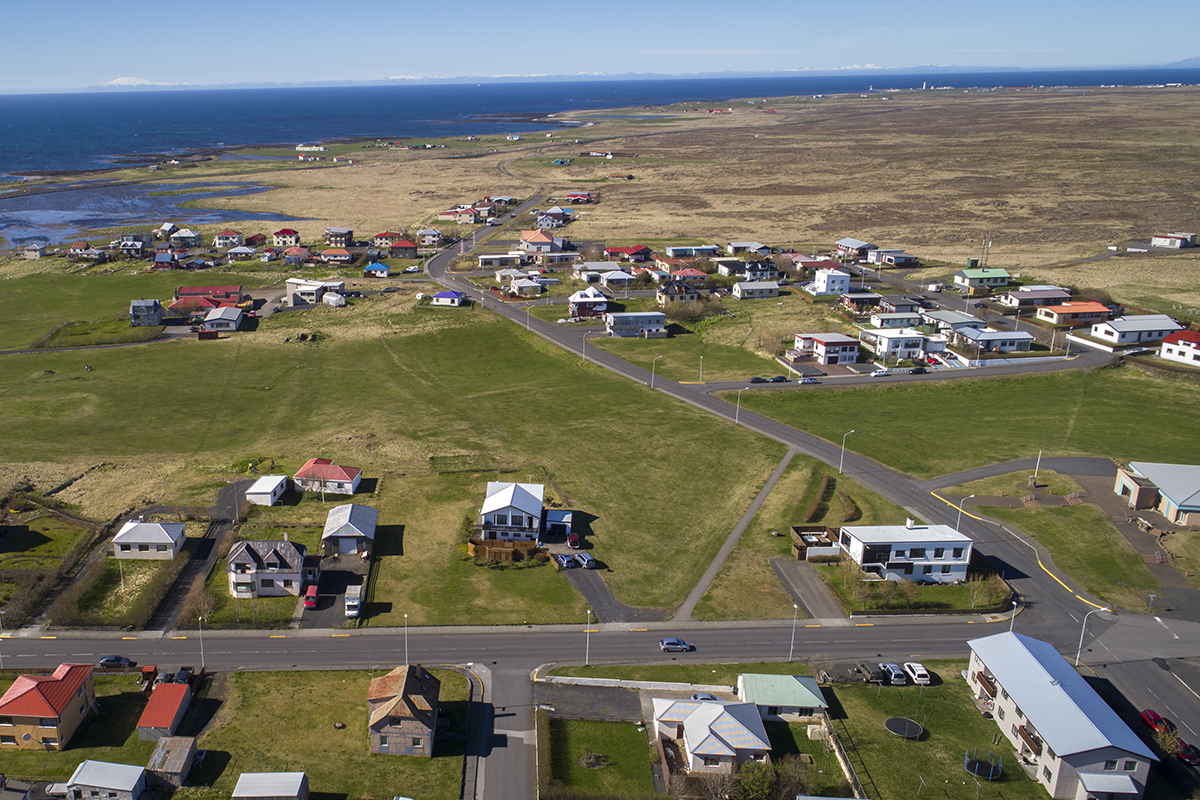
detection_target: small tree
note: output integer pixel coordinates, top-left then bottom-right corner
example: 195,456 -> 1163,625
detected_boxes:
771,754 -> 813,800
851,579 -> 873,611
837,558 -> 861,589
966,574 -> 990,609
737,762 -> 775,800
695,772 -> 738,800
895,580 -> 918,609
876,579 -> 897,609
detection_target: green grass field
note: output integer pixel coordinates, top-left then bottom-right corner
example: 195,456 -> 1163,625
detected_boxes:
0,515 -> 88,570
942,470 -> 1084,498
983,504 -> 1161,611
734,368 -> 1200,479
547,719 -> 656,796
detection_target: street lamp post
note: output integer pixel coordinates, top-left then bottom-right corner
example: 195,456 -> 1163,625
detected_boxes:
526,307 -> 530,330
651,355 -> 663,389
585,609 -> 592,666
956,495 -> 976,532
198,616 -> 205,671
1008,599 -> 1018,632
839,430 -> 855,475
0,610 -> 6,669
1075,607 -> 1110,666
735,387 -> 749,425
1149,594 -> 1157,612
699,355 -> 703,383
405,613 -> 409,665
788,604 -> 798,662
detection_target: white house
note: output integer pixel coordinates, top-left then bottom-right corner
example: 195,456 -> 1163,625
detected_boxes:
736,674 -> 828,721
665,245 -> 720,258
112,521 -> 186,560
953,267 -> 1011,293
835,237 -> 875,259
431,291 -> 467,307
568,286 -> 608,318
214,230 -> 243,248
606,311 -> 667,338
858,328 -> 943,361
227,540 -> 309,598
417,229 -> 443,247
479,253 -> 525,270
599,270 -> 636,289
1159,330 -> 1200,368
870,312 -> 922,329
66,761 -> 147,800
995,287 -> 1071,308
952,327 -> 1035,354
321,504 -> 378,555
169,229 -> 201,248
865,248 -> 916,267
285,278 -> 347,308
790,333 -> 859,365
968,632 -> 1155,800
203,307 -> 243,332
479,482 -> 543,542
1150,232 -> 1196,249
921,309 -> 986,334
805,268 -> 850,297
245,475 -> 288,507
732,280 -> 779,300
651,700 -> 771,773
1085,315 -> 1184,347
838,520 -> 972,583
726,241 -> 770,256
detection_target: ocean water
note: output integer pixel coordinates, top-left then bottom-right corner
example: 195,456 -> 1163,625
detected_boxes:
2,69 -> 1199,175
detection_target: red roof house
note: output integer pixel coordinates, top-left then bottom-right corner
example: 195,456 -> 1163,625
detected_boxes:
175,285 -> 242,301
294,458 -> 362,495
673,267 -> 708,280
604,245 -> 652,263
0,663 -> 95,750
137,683 -> 192,741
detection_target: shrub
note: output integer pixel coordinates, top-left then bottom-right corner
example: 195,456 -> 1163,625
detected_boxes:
803,475 -> 831,522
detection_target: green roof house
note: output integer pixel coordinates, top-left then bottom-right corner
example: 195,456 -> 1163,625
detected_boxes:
736,674 -> 828,721
953,267 -> 1011,294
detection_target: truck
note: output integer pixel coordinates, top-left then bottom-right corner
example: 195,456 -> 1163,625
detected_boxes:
345,584 -> 362,618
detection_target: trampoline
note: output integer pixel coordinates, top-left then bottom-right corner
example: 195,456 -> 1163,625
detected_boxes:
884,717 -> 924,739
964,747 -> 1004,781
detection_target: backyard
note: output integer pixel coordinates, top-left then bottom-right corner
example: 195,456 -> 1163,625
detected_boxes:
546,719 -> 656,797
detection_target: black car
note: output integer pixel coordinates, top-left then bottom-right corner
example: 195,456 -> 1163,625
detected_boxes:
769,375 -> 788,383
749,376 -> 767,384
97,655 -> 136,669
908,367 -> 928,375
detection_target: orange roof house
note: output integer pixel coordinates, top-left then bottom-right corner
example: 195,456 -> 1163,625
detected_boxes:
367,665 -> 440,757
0,663 -> 96,750
137,683 -> 191,741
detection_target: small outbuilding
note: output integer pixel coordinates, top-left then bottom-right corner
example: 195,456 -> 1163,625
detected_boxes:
137,683 -> 191,741
203,306 -> 243,332
231,773 -> 309,800
245,475 -> 289,506
66,761 -> 146,800
321,504 -> 378,555
146,736 -> 197,789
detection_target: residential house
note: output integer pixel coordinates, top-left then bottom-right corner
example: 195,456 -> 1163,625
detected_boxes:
282,246 -> 310,265
231,773 -> 309,800
726,241 -> 770,256
321,504 -> 378,555
431,290 -> 466,306
859,327 -> 942,361
245,475 -> 289,507
736,674 -> 828,721
718,259 -> 777,281
129,299 -> 163,327
294,458 -> 361,494
273,229 -> 301,248
952,327 -> 1035,354
535,214 -> 564,230
598,270 -> 635,290
417,228 -> 443,247
259,248 -> 280,263
838,520 -> 972,582
226,539 -> 309,598
835,237 -> 876,259
146,737 -> 197,789
153,252 -> 177,270
1151,232 -> 1196,249
1083,315 -> 1183,348
732,281 -> 779,300
112,520 -> 185,560
285,278 -> 345,307
789,333 -> 860,365
565,191 -> 591,204
665,244 -> 719,258
672,267 -> 709,283
169,229 -> 201,247
177,285 -> 242,303
953,267 -> 1011,294
214,229 -> 243,248
651,700 -> 771,773
1159,330 -> 1200,368
479,482 -> 543,542
120,233 -> 152,257
363,264 -> 390,278
1035,302 -> 1111,327
920,309 -> 986,334
389,240 -> 418,258
604,245 -> 652,263
509,277 -> 543,297
67,240 -> 92,257
367,665 -> 440,757
568,286 -> 608,318
870,312 -> 922,329
518,230 -> 567,253
203,306 -> 243,331
631,265 -> 669,283
324,227 -> 354,247
839,291 -> 883,313
479,253 -> 525,270
995,287 -> 1072,309
495,267 -> 530,284
537,251 -> 581,268
245,233 -> 267,247
865,248 -> 917,267
657,278 -> 701,306
605,311 -> 667,338
227,246 -> 256,261
80,247 -> 108,263
157,223 -> 178,239
804,268 -> 850,297
968,632 -> 1155,800
137,684 -> 191,741
23,243 -> 45,260
876,295 -> 922,314
319,248 -> 354,264
372,232 -> 402,248
0,663 -> 95,750
66,762 -> 146,800
1114,462 -> 1200,525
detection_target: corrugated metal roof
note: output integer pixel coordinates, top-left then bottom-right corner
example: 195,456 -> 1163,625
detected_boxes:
739,674 -> 827,709
113,521 -> 185,546
1130,462 -> 1200,510
481,482 -> 544,517
68,761 -> 145,792
0,664 -> 92,717
968,632 -> 1155,760
232,772 -> 307,798
1077,771 -> 1138,793
322,504 -> 378,541
137,683 -> 190,730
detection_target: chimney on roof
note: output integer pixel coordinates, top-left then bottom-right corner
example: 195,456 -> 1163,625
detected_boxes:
905,518 -> 915,530
284,531 -> 289,542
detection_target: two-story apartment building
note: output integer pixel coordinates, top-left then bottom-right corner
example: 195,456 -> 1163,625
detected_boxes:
968,632 -> 1155,799
838,520 -> 972,583
953,267 -> 1010,294
0,663 -> 96,750
805,268 -> 851,297
790,333 -> 860,365
605,311 -> 667,338
858,328 -> 944,362
323,227 -> 354,247
1159,330 -> 1200,368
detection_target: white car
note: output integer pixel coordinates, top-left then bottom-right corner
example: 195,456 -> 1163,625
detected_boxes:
870,368 -> 889,377
903,662 -> 931,685
403,266 -> 420,274
799,377 -> 819,385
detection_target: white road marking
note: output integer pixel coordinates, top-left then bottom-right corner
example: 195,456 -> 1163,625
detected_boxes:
1174,673 -> 1200,701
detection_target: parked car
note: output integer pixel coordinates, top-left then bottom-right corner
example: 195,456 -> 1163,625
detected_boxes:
660,638 -> 693,652
691,692 -> 719,701
304,584 -> 319,609
1177,738 -> 1200,766
155,671 -> 173,685
556,553 -> 577,569
174,667 -> 193,685
855,662 -> 884,683
575,552 -> 597,569
749,376 -> 767,384
908,367 -> 928,375
870,369 -> 889,377
567,532 -> 581,549
404,265 -> 420,274
799,377 -> 819,385
902,662 -> 931,685
1141,709 -> 1170,733
769,375 -> 788,383
879,663 -> 906,685
97,655 -> 136,669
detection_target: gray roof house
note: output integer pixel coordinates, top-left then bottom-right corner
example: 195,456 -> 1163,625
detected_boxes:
112,520 -> 186,560
321,504 -> 378,555
1114,462 -> 1200,526
968,632 -> 1155,800
66,761 -> 146,800
227,540 -> 310,598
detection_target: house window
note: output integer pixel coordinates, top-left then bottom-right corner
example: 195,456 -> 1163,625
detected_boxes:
283,580 -> 293,588
1046,746 -> 1056,760
261,579 -> 274,588
902,564 -> 913,575
1041,765 -> 1052,782
942,565 -> 952,574
119,544 -> 132,552
266,561 -> 279,569
997,707 -> 1005,720
1011,724 -> 1019,736
412,737 -> 423,748
923,566 -> 933,574
1104,760 -> 1118,771
952,548 -> 964,558
495,514 -> 508,526
909,548 -> 926,559
767,706 -> 780,716
235,582 -> 252,593
157,544 -> 168,552
894,550 -> 905,559
1001,689 -> 1008,700
379,735 -> 388,748
0,716 -> 11,726
1123,760 -> 1137,771
703,757 -> 721,767
934,547 -> 945,558
0,734 -> 15,744
138,544 -> 150,552
39,718 -> 57,727
42,737 -> 57,745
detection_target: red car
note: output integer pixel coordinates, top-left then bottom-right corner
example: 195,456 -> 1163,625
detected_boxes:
567,533 -> 580,549
1177,738 -> 1200,767
1141,709 -> 1169,733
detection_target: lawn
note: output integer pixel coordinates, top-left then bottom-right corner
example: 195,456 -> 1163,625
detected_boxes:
942,470 -> 1084,499
814,562 -> 1010,614
0,673 -> 155,779
191,670 -> 467,800
983,504 -> 1161,611
0,515 -> 88,570
0,309 -> 784,616
547,719 -> 656,796
733,368 -> 1200,479
763,721 -> 853,797
692,455 -> 911,621
198,559 -> 300,628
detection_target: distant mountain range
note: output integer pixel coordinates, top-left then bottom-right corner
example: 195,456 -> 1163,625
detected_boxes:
87,61 -> 1200,91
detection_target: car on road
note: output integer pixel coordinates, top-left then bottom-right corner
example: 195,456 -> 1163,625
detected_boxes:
855,661 -> 884,683
879,663 -> 906,685
972,302 -> 987,309
556,553 -> 577,569
748,376 -> 767,384
870,369 -> 889,377
660,638 -> 693,652
691,692 -> 719,701
1177,738 -> 1200,766
403,266 -> 420,274
902,662 -> 931,685
799,377 -> 819,385
97,655 -> 136,669
1141,709 -> 1170,733
908,367 -> 928,375
567,532 -> 580,549
575,552 -> 597,569
769,375 -> 789,383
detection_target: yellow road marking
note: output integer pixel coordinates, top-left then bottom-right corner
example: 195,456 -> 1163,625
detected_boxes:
332,634 -> 350,637
805,624 -> 822,628
122,636 -> 138,640
855,623 -> 874,627
269,635 -> 286,638
630,628 -> 648,632
40,636 -> 56,639
171,636 -> 187,640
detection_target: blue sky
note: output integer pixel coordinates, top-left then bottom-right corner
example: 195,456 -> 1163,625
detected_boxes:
3,0 -> 1198,92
